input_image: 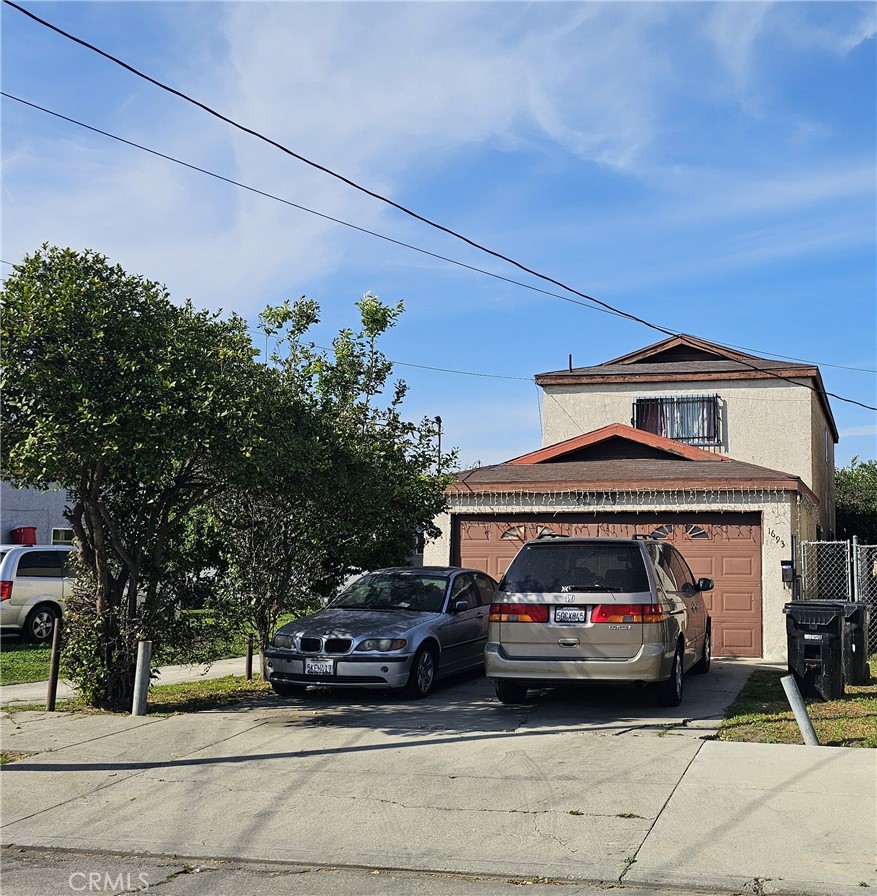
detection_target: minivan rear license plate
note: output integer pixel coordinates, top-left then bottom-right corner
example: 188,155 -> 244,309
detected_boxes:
305,658 -> 334,675
555,607 -> 587,623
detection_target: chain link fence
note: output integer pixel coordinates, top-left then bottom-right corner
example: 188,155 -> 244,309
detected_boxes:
801,541 -> 851,601
854,544 -> 877,656
800,539 -> 876,656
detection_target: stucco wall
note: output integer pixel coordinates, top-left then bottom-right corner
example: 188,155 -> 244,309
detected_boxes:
540,378 -> 833,506
424,490 -> 815,661
809,392 -> 836,536
0,483 -> 70,544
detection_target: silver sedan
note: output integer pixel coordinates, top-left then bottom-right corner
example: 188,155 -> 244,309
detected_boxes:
265,567 -> 498,698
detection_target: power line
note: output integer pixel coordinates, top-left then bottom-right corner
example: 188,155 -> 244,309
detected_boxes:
4,0 -> 668,334
1,5 -> 875,411
0,93 -> 636,323
5,96 -> 876,384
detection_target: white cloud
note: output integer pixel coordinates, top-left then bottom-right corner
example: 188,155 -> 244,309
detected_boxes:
839,424 -> 877,438
3,1 -> 873,320
705,2 -> 772,97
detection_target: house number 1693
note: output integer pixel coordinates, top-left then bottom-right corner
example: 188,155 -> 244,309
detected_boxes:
768,527 -> 786,549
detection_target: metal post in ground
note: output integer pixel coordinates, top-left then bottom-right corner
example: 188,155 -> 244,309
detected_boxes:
781,674 -> 820,746
46,617 -> 62,711
131,640 -> 153,716
245,635 -> 253,680
852,535 -> 860,601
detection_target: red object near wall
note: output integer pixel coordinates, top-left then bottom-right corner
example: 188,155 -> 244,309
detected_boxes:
10,526 -> 37,545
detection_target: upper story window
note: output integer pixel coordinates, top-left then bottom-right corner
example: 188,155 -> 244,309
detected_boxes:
633,394 -> 721,445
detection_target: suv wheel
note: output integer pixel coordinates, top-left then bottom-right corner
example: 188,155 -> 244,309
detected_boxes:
24,604 -> 59,644
655,641 -> 684,707
494,678 -> 528,704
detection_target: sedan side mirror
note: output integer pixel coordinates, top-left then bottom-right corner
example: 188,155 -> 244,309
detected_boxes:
697,577 -> 714,593
453,599 -> 470,613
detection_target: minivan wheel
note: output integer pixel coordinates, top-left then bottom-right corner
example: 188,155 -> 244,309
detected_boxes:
404,645 -> 437,698
493,678 -> 528,704
655,642 -> 684,707
693,622 -> 711,675
24,604 -> 59,644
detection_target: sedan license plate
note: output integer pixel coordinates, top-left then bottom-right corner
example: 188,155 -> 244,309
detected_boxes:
305,657 -> 334,676
555,607 -> 587,623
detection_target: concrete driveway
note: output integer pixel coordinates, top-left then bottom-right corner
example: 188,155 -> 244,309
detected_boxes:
2,660 -> 874,896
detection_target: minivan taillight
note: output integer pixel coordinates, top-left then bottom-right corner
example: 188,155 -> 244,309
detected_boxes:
591,603 -> 665,624
489,603 -> 549,623
0,581 -> 12,601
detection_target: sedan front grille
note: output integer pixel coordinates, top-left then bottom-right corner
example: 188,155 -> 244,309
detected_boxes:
324,638 -> 352,654
298,637 -> 353,654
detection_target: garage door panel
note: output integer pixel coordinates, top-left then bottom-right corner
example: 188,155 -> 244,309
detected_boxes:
455,512 -> 762,658
718,625 -> 756,652
722,590 -> 758,612
722,556 -> 754,577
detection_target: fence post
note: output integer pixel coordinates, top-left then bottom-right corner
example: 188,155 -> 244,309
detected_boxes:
245,635 -> 253,681
852,535 -> 860,601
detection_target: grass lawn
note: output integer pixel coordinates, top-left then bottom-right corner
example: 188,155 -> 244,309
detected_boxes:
719,659 -> 877,748
0,642 -> 53,686
5,674 -> 272,717
0,613 -> 298,687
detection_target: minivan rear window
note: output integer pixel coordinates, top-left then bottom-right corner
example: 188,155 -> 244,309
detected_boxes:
499,543 -> 650,594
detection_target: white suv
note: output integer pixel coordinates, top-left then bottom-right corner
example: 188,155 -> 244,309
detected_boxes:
0,545 -> 75,643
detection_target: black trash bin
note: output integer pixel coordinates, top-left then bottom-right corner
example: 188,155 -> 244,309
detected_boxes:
784,601 -> 845,700
840,602 -> 871,686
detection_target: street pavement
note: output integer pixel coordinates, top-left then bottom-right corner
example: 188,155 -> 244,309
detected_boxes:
1,660 -> 875,896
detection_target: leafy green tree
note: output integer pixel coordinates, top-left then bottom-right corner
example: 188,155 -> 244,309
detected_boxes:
217,293 -> 454,674
835,457 -> 877,543
1,246 -> 272,707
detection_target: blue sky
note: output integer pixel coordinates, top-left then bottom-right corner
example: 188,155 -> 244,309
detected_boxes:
2,1 -> 875,469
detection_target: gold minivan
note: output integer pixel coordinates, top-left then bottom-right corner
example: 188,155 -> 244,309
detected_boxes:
486,536 -> 713,706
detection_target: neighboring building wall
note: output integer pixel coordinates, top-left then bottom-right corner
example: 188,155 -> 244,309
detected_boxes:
0,483 -> 70,544
540,378 -> 829,501
425,489 -> 815,662
809,392 -> 836,536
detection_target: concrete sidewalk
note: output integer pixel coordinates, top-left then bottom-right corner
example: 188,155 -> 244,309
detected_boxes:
0,655 -> 250,706
1,668 -> 874,896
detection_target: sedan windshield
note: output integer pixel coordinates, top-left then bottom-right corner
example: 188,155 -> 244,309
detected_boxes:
333,573 -> 448,612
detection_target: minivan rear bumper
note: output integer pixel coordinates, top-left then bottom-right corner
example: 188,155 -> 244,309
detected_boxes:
485,641 -> 669,683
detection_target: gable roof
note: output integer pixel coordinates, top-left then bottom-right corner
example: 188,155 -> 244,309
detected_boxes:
534,334 -> 838,441
447,421 -> 817,502
506,423 -> 733,464
448,457 -> 817,502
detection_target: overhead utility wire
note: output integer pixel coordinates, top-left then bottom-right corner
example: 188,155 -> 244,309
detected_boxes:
0,93 -> 634,322
0,0 -> 682,335
5,95 -> 875,383
2,3 -> 875,410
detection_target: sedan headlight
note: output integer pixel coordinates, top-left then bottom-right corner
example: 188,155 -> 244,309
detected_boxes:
355,638 -> 407,652
272,633 -> 295,649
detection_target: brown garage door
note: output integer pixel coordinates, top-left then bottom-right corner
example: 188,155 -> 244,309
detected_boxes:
453,512 -> 762,658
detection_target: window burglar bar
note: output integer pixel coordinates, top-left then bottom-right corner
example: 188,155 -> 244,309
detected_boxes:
633,394 -> 721,445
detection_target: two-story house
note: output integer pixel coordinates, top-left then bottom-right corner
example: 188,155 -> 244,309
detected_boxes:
424,334 -> 838,661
